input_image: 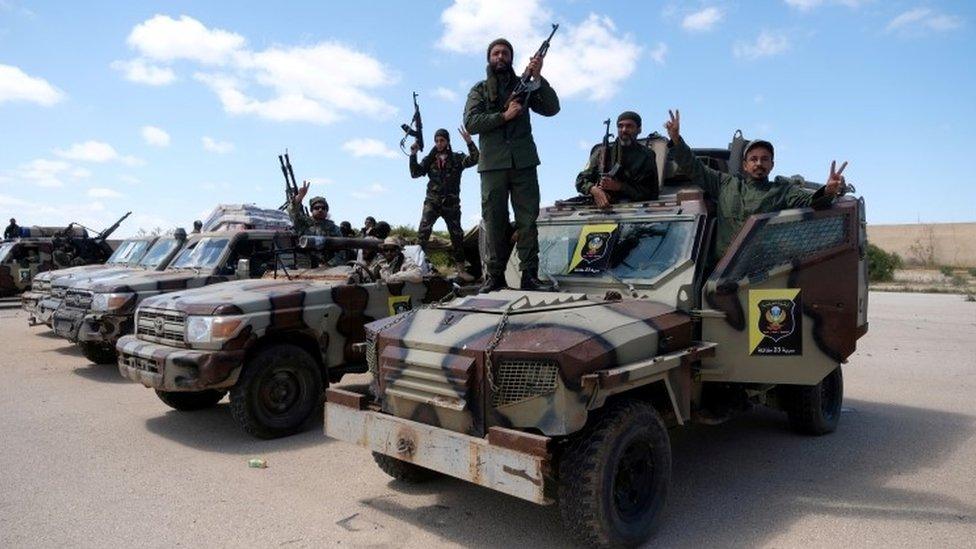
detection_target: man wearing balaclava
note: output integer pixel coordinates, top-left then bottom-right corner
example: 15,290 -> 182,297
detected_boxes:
576,111 -> 659,208
463,37 -> 560,293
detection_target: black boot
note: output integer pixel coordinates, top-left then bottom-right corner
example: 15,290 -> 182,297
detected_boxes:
479,273 -> 506,293
520,268 -> 553,291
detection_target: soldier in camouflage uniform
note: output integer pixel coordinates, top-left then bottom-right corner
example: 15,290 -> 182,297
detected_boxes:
409,127 -> 479,282
371,236 -> 424,284
290,181 -> 342,265
664,109 -> 848,263
464,37 -> 560,293
576,111 -> 659,208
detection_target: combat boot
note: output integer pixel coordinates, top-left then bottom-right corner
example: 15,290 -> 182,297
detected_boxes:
454,262 -> 475,283
479,273 -> 506,293
520,268 -> 553,291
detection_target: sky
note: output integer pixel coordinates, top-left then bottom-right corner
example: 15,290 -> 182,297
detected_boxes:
1,0 -> 974,238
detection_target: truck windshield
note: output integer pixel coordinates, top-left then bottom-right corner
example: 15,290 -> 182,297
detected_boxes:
0,242 -> 15,263
168,238 -> 230,270
138,238 -> 181,269
110,240 -> 151,266
538,220 -> 695,282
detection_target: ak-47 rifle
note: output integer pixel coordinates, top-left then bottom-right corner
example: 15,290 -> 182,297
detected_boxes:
278,151 -> 308,216
598,118 -> 621,181
400,92 -> 424,155
506,23 -> 559,108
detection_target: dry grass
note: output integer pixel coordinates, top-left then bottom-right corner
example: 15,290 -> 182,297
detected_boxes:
870,268 -> 976,295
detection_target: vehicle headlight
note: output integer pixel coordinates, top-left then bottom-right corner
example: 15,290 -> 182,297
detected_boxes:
185,316 -> 243,345
91,292 -> 134,312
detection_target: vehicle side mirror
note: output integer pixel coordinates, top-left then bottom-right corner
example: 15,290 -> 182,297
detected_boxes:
237,259 -> 250,279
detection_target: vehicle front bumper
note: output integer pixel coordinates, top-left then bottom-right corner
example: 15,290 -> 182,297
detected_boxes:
324,388 -> 554,505
21,291 -> 44,324
52,307 -> 86,341
77,313 -> 132,346
116,334 -> 245,392
36,297 -> 62,326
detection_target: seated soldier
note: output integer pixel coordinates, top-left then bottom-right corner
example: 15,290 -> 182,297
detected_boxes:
663,109 -> 848,264
371,236 -> 424,284
575,111 -> 659,208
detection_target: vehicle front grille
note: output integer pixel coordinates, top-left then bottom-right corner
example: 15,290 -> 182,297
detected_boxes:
491,359 -> 559,407
136,307 -> 186,346
51,287 -> 67,299
120,352 -> 160,374
63,290 -> 93,310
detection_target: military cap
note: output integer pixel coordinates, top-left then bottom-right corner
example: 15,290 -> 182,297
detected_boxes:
617,111 -> 642,127
434,128 -> 450,141
487,38 -> 513,60
744,139 -> 775,159
309,196 -> 329,210
380,236 -> 402,250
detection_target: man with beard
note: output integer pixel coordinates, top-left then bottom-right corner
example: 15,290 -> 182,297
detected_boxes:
361,216 -> 376,237
409,127 -> 479,282
371,236 -> 425,284
290,182 -> 342,265
664,109 -> 848,263
575,111 -> 659,208
464,37 -> 560,292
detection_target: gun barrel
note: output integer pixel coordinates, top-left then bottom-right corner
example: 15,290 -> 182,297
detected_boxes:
97,211 -> 132,241
298,236 -> 382,252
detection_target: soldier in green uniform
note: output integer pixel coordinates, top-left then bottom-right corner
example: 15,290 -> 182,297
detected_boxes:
464,37 -> 560,292
575,111 -> 659,208
663,109 -> 848,263
409,127 -> 479,282
291,182 -> 342,265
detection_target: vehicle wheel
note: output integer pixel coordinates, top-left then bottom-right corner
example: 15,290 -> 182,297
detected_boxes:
558,399 -> 671,548
79,341 -> 117,364
786,366 -> 843,435
155,389 -> 227,411
372,452 -> 440,483
230,344 -> 323,439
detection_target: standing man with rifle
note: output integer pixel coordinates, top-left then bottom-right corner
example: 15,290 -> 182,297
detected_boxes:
464,25 -> 560,292
575,111 -> 659,208
409,127 -> 479,282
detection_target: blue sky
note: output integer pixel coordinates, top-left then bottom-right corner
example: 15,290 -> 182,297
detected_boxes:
1,0 -> 973,237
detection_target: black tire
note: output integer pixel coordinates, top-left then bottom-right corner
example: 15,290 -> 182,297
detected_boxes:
79,341 -> 117,365
229,344 -> 323,439
786,366 -> 844,435
558,399 -> 671,548
155,389 -> 227,411
372,452 -> 440,483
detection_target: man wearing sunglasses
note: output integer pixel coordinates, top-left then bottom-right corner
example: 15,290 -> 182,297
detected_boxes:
575,111 -> 659,209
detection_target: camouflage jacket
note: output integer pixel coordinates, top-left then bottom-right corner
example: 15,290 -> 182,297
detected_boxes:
409,142 -> 480,200
463,69 -> 560,172
287,202 -> 341,238
372,252 -> 423,284
575,141 -> 659,201
670,137 -> 832,261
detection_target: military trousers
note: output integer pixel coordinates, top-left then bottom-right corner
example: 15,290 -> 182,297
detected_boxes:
417,195 -> 465,263
480,166 -> 539,275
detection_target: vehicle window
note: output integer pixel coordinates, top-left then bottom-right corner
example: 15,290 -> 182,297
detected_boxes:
538,221 -> 695,282
138,238 -> 181,269
121,240 -> 152,266
168,238 -> 230,269
0,242 -> 15,263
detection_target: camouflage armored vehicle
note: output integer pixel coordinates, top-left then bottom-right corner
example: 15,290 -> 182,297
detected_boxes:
117,236 -> 456,439
0,212 -> 130,297
323,135 -> 869,547
23,235 -> 165,326
52,228 -> 295,364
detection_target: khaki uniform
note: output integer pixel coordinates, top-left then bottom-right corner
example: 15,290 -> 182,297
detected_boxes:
410,142 -> 479,262
575,141 -> 659,202
372,252 -> 423,284
463,70 -> 560,275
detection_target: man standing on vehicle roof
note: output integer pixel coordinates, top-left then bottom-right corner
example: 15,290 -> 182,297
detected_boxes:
464,37 -> 560,293
664,109 -> 848,263
576,111 -> 659,208
191,220 -> 202,234
410,127 -> 479,283
4,218 -> 20,239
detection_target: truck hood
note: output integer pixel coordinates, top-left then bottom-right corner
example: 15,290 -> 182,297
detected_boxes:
53,266 -> 140,289
139,278 -> 332,316
37,263 -> 115,282
88,269 -> 224,293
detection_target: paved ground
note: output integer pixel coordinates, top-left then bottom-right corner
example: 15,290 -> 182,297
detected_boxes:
1,292 -> 974,548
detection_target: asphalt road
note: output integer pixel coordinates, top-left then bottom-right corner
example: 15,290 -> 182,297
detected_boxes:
1,292 -> 974,548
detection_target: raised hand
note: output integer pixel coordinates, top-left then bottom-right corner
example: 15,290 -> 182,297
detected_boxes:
664,109 -> 680,141
458,126 -> 472,144
410,141 -> 420,154
295,180 -> 311,204
825,160 -> 848,196
526,55 -> 543,78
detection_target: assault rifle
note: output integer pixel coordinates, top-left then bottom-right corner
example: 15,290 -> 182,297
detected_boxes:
507,23 -> 559,108
278,151 -> 308,216
598,118 -> 621,180
399,92 -> 424,155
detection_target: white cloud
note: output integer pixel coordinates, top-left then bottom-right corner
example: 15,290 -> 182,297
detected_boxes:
437,1 -> 641,101
201,136 -> 234,154
785,0 -> 873,10
341,138 -> 398,159
127,14 -> 245,65
733,31 -> 790,59
306,177 -> 334,186
0,63 -> 65,106
87,187 -> 123,198
350,183 -> 388,200
55,140 -> 142,165
110,59 -> 176,86
119,175 -> 142,184
11,158 -> 90,188
141,125 -> 170,147
116,14 -> 397,125
433,86 -> 459,102
682,7 -> 722,32
887,8 -> 962,34
649,42 -> 668,65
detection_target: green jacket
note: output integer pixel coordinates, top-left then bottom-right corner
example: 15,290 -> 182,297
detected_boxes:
575,141 -> 659,201
463,72 -> 560,172
670,137 -> 832,262
409,142 -> 479,200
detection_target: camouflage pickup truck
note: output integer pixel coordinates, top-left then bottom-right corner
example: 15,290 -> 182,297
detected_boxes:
52,229 -> 293,364
116,237 -> 456,439
324,136 -> 869,547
